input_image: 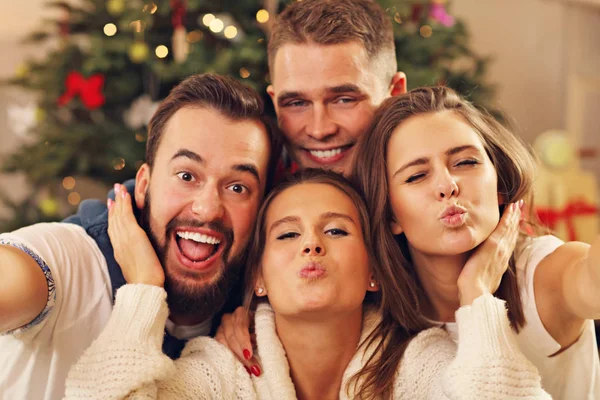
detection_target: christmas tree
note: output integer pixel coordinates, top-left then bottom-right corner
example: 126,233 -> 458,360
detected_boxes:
2,0 -> 496,231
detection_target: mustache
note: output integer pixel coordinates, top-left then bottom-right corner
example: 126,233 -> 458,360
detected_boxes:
166,217 -> 234,245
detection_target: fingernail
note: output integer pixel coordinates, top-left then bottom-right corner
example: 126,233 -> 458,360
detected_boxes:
243,349 -> 252,361
107,199 -> 113,209
121,188 -> 127,199
519,199 -> 524,209
244,366 -> 251,375
114,183 -> 120,194
250,365 -> 261,377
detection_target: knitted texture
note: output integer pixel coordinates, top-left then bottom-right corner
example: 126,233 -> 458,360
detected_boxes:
65,286 -> 550,399
395,293 -> 551,399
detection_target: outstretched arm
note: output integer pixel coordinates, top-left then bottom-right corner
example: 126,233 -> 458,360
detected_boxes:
535,235 -> 599,347
0,245 -> 48,333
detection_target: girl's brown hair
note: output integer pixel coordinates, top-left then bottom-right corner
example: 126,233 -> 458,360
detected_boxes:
243,169 -> 429,399
352,87 -> 540,349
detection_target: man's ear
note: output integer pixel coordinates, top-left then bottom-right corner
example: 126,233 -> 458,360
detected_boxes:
267,85 -> 277,110
134,163 -> 150,209
389,72 -> 407,97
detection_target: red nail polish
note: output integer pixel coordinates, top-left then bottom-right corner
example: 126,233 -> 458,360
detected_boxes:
251,365 -> 261,377
243,349 -> 251,360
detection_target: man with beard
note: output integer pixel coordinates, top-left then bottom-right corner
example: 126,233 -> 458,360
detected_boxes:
0,73 -> 280,400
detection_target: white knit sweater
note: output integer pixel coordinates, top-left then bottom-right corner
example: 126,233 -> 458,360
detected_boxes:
64,285 -> 550,399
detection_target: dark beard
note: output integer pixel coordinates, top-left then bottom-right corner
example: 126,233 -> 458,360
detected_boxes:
139,192 -> 244,323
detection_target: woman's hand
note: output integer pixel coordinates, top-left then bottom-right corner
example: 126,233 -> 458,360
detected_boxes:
107,183 -> 165,287
215,306 -> 262,377
457,200 -> 523,306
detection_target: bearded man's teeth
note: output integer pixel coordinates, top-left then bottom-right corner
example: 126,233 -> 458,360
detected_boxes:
176,231 -> 221,245
309,148 -> 344,159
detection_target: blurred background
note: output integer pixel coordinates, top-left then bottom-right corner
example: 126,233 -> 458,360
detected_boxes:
0,0 -> 598,242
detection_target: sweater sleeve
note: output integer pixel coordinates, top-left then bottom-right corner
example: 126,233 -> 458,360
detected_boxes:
395,294 -> 551,400
64,284 -> 257,400
64,284 -> 175,400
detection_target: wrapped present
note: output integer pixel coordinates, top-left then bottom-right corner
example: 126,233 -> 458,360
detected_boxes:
533,130 -> 599,243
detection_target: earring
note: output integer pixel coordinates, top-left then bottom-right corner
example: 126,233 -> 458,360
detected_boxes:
369,282 -> 376,288
257,287 -> 264,295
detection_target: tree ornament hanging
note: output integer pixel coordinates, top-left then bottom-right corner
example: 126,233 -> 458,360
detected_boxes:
107,0 -> 126,16
7,103 -> 37,137
39,197 -> 59,217
57,71 -> 106,110
411,4 -> 424,22
58,7 -> 70,39
430,0 -> 455,27
124,95 -> 160,129
128,41 -> 150,63
170,0 -> 189,63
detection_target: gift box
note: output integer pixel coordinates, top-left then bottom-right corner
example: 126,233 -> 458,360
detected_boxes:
533,131 -> 599,243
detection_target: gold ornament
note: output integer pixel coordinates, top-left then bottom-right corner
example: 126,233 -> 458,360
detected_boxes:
533,130 -> 575,170
128,42 -> 150,63
107,0 -> 125,16
172,27 -> 189,63
35,108 -> 46,122
39,198 -> 58,216
15,64 -> 29,78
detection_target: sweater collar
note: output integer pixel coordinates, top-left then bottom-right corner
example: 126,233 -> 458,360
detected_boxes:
252,303 -> 381,400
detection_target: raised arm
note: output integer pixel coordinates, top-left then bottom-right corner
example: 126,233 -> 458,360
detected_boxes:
65,184 -> 255,399
396,294 -> 551,399
396,203 -> 550,398
534,235 -> 599,347
0,244 -> 48,333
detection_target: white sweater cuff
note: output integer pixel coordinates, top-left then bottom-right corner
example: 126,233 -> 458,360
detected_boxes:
105,284 -> 169,349
455,293 -> 517,357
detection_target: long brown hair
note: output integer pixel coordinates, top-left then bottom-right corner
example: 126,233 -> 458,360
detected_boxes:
352,87 -> 540,341
243,169 -> 429,399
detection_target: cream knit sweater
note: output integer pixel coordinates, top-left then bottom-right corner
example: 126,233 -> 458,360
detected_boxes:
64,285 -> 550,399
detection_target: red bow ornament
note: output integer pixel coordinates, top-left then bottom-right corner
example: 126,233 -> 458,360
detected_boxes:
536,199 -> 598,241
57,71 -> 106,110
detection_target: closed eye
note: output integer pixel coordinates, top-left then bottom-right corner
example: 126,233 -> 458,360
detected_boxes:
325,228 -> 348,236
276,232 -> 299,240
456,159 -> 479,167
405,173 -> 426,183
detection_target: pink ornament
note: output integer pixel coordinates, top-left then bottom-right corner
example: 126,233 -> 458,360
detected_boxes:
430,3 -> 455,27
